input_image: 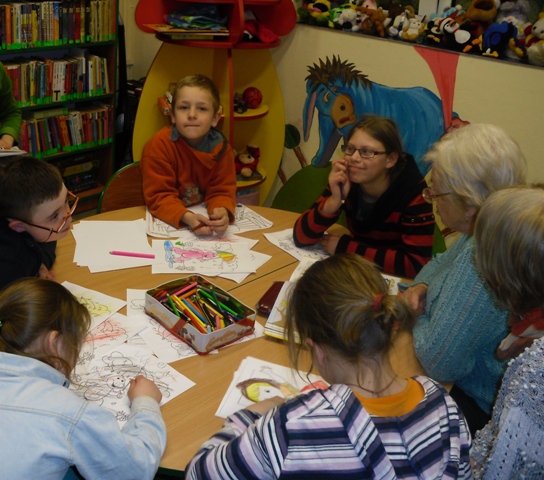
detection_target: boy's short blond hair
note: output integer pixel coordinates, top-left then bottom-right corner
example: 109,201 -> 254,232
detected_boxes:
0,155 -> 64,221
171,74 -> 221,114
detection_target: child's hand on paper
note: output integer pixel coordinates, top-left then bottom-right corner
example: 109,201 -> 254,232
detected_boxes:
128,375 -> 162,404
183,212 -> 213,236
208,207 -> 229,235
245,396 -> 285,416
320,233 -> 340,255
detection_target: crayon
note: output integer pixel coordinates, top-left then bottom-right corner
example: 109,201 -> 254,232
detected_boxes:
339,183 -> 345,204
182,298 -> 208,325
178,303 -> 207,333
171,281 -> 198,297
110,250 -> 155,259
166,294 -> 180,317
190,222 -> 206,233
197,285 -> 230,302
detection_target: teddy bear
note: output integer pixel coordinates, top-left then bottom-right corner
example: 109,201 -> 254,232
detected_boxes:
235,145 -> 260,179
355,6 -> 388,37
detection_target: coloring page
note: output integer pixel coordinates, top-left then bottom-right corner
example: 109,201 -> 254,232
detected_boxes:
217,250 -> 271,283
71,342 -> 195,427
151,239 -> 257,275
216,356 -> 327,418
264,229 -> 329,261
77,313 -> 149,374
62,281 -> 126,330
146,204 -> 273,238
170,230 -> 259,250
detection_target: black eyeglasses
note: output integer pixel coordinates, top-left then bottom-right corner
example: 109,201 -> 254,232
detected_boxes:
341,145 -> 387,158
22,191 -> 79,239
422,187 -> 452,204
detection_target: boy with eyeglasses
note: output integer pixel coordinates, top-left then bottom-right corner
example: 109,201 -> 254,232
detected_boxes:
0,156 -> 77,289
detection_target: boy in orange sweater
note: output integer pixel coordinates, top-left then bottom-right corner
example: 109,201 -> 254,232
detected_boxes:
141,74 -> 236,235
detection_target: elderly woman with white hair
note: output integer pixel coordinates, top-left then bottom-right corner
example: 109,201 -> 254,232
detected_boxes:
401,123 -> 527,436
471,186 -> 544,478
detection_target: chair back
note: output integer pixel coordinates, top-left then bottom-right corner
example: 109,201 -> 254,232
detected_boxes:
97,162 -> 145,213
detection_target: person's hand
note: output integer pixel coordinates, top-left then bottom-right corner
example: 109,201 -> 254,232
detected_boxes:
182,212 -> 213,236
128,375 -> 162,404
320,233 -> 341,255
322,159 -> 349,215
208,207 -> 229,235
38,263 -> 56,281
245,396 -> 285,415
402,284 -> 428,315
0,134 -> 15,149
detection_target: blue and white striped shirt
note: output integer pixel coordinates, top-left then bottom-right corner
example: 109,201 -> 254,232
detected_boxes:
186,376 -> 472,479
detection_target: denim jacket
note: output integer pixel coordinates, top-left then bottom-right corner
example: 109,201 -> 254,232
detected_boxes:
0,352 -> 166,480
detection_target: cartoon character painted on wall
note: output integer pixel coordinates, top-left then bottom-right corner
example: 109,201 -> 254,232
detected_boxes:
302,55 -> 460,175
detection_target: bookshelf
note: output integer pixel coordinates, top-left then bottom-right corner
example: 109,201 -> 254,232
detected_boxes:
0,0 -> 119,213
132,0 -> 296,205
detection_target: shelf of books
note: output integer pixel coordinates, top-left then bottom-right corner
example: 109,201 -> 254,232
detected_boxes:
0,0 -> 118,213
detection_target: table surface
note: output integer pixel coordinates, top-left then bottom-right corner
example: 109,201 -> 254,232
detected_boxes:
55,205 -> 424,471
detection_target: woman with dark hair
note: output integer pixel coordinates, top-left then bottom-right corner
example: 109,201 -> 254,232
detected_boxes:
293,115 -> 435,278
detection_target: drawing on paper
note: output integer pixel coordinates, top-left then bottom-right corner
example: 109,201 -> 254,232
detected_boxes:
146,204 -> 273,238
162,240 -> 240,272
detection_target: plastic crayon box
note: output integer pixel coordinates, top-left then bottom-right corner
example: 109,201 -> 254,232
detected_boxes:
145,275 -> 255,354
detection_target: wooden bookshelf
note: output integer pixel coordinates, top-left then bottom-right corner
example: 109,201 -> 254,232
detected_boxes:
0,0 -> 119,213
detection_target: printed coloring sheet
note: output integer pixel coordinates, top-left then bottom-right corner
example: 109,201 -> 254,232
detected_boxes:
264,228 -> 329,262
62,281 -> 126,330
216,356 -> 327,418
146,204 -> 273,238
71,342 -> 195,427
151,239 -> 257,275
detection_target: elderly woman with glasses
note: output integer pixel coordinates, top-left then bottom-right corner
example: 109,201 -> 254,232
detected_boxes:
293,115 -> 435,278
401,123 -> 527,437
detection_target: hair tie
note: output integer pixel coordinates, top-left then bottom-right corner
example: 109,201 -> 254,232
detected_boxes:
373,294 -> 384,312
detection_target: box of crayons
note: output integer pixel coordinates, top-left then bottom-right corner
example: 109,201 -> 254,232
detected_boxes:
145,275 -> 256,354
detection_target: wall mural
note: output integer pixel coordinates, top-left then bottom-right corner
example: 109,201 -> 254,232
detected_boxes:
302,50 -> 468,175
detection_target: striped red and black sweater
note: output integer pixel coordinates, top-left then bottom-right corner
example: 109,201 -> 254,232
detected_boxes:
293,155 -> 434,278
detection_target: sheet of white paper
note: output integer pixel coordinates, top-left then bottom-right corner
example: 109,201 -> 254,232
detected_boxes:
264,228 -> 329,261
62,281 -> 126,330
72,219 -> 154,272
151,239 -> 257,275
216,356 -> 327,418
146,204 -> 273,238
71,342 -> 195,427
218,250 -> 271,283
0,146 -> 27,156
289,257 -> 319,281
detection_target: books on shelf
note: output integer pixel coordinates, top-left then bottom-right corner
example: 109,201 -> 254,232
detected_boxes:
4,52 -> 110,107
143,23 -> 229,40
51,153 -> 101,193
0,0 -> 116,50
19,103 -> 113,157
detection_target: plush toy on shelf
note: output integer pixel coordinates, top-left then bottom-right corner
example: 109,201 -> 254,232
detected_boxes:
400,15 -> 426,42
235,145 -> 261,180
355,6 -> 388,37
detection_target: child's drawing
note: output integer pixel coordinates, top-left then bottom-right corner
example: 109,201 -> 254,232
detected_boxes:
264,229 -> 329,262
152,240 -> 257,275
71,343 -> 195,426
216,356 -> 327,418
146,204 -> 273,238
62,281 -> 126,330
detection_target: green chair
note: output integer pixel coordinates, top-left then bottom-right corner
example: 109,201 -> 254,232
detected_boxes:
97,162 -> 145,214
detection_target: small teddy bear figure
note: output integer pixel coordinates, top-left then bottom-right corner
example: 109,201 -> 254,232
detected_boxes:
235,145 -> 260,178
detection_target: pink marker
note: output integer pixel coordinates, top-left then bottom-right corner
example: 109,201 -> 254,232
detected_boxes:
109,250 -> 155,259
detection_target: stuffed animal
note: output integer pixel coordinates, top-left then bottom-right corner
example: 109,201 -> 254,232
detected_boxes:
400,15 -> 426,42
457,0 -> 499,38
496,0 -> 530,24
235,145 -> 260,179
355,6 -> 388,37
512,12 -> 544,63
426,15 -> 479,53
298,0 -> 333,27
479,20 -> 518,57
383,3 -> 415,38
333,7 -> 363,32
